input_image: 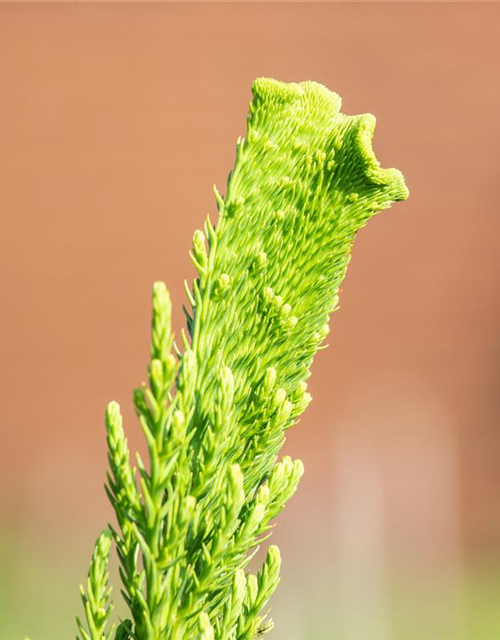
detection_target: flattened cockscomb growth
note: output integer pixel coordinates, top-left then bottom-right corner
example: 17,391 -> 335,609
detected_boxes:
76,78 -> 408,640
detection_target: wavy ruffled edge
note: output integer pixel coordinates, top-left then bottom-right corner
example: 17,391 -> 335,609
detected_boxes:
351,112 -> 409,202
251,77 -> 409,204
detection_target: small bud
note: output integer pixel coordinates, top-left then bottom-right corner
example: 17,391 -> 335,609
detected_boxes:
262,286 -> 274,306
269,462 -> 285,491
283,314 -> 298,331
192,229 -> 208,269
245,502 -> 266,534
165,353 -> 177,378
254,250 -> 268,272
291,381 -> 312,414
149,358 -> 163,392
274,388 -> 287,406
106,401 -> 123,432
266,545 -> 281,576
277,399 -> 293,423
171,410 -> 186,440
292,459 -> 305,484
151,282 -> 172,361
272,295 -> 283,309
219,273 -> 231,289
317,323 -> 330,342
152,281 -> 171,320
280,456 -> 294,476
256,484 -> 270,507
262,367 -> 277,393
213,273 -> 232,300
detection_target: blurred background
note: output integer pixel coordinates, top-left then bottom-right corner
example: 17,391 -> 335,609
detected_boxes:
1,3 -> 499,639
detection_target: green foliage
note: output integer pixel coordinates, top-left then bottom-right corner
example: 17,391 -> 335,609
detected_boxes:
77,531 -> 115,640
76,78 -> 408,640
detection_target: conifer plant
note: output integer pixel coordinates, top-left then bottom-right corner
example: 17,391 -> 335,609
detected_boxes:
75,78 -> 408,640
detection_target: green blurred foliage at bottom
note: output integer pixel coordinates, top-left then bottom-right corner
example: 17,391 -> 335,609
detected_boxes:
1,532 -> 500,640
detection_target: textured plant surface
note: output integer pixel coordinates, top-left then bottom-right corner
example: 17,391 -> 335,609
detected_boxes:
76,78 -> 408,640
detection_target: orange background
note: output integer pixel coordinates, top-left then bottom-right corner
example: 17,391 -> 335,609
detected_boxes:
0,3 -> 499,639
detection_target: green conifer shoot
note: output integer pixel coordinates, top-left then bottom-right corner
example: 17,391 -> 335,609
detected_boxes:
77,78 -> 408,640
